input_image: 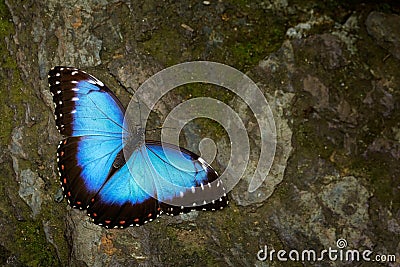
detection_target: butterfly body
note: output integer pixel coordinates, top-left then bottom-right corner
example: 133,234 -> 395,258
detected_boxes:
48,66 -> 227,228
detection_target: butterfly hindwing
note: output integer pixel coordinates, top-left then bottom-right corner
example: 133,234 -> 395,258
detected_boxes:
145,141 -> 227,213
87,149 -> 161,228
57,135 -> 123,208
86,142 -> 227,227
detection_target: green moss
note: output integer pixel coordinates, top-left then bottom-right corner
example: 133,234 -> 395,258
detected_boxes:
349,154 -> 399,210
0,87 -> 12,146
226,15 -> 285,70
159,226 -> 213,265
293,120 -> 335,160
0,154 -> 61,266
13,221 -> 60,266
142,27 -> 185,66
0,164 -> 60,266
0,0 -> 41,158
0,0 -> 29,150
0,0 -> 16,146
0,0 -> 12,34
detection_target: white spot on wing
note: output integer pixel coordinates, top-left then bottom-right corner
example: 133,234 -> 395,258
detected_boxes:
198,157 -> 209,170
88,78 -> 104,87
198,157 -> 206,165
71,97 -> 79,101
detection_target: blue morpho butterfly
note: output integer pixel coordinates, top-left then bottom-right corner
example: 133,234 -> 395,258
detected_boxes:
48,66 -> 228,228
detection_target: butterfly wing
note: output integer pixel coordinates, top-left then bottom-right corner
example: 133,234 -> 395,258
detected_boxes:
145,141 -> 228,214
49,67 -> 127,208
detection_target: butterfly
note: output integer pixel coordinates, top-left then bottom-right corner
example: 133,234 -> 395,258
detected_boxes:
48,66 -> 228,228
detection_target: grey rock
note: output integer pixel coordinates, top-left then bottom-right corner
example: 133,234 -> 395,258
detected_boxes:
18,169 -> 45,218
303,75 -> 330,110
271,176 -> 372,251
366,11 -> 400,60
46,0 -> 106,67
230,89 -> 293,206
108,54 -> 162,94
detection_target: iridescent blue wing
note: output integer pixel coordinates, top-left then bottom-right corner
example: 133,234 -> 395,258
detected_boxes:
49,66 -> 161,226
49,66 -> 129,206
145,141 -> 228,214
